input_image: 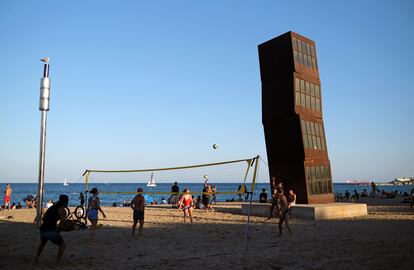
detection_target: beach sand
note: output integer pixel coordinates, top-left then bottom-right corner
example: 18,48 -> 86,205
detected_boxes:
0,198 -> 413,270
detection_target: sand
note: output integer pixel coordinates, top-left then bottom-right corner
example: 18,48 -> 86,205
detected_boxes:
0,198 -> 413,270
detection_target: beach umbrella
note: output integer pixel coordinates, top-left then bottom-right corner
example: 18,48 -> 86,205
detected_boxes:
143,194 -> 154,203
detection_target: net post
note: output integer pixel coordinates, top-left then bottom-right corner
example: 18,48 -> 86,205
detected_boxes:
250,155 -> 260,193
85,171 -> 90,210
243,155 -> 260,253
85,171 -> 90,193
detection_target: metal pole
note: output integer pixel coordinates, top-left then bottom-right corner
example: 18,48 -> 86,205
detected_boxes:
36,58 -> 51,226
243,155 -> 260,253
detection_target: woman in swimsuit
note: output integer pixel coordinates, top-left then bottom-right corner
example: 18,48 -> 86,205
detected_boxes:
178,188 -> 193,224
87,187 -> 106,241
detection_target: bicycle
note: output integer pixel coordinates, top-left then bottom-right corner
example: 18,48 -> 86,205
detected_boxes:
63,206 -> 87,231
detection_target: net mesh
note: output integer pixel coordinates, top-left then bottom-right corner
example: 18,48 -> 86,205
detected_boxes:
82,157 -> 259,197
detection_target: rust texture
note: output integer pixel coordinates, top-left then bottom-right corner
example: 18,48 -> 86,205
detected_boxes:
258,31 -> 334,204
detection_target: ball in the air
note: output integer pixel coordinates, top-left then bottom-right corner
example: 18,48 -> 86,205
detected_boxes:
213,144 -> 218,149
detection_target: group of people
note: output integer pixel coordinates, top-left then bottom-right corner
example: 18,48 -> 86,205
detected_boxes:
2,183 -> 62,210
36,187 -> 108,264
168,180 -> 216,211
35,178 -> 302,264
336,188 -> 412,202
35,185 -> 191,264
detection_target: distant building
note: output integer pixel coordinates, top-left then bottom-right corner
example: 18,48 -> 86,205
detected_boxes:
259,31 -> 334,204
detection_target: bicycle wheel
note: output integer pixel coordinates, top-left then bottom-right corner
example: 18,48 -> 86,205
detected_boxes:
74,206 -> 85,219
64,207 -> 71,218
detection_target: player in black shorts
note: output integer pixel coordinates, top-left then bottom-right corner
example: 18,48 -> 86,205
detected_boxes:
35,194 -> 69,264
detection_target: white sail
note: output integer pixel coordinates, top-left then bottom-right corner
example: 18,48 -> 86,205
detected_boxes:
147,172 -> 156,187
63,178 -> 69,186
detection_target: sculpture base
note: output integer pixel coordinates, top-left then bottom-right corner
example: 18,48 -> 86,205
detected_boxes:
241,202 -> 368,220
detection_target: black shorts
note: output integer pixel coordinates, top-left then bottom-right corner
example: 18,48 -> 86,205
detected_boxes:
202,196 -> 210,206
133,210 -> 144,222
40,230 -> 64,245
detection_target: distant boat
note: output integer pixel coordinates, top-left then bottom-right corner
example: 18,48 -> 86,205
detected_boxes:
345,180 -> 370,185
63,178 -> 69,186
391,177 -> 414,186
147,172 -> 156,187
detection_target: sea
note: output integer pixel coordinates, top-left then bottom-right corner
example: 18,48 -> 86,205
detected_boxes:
2,182 -> 413,207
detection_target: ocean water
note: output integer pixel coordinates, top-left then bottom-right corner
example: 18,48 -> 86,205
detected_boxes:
1,183 -> 413,207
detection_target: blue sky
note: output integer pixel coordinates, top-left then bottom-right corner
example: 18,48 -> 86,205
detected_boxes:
0,0 -> 413,183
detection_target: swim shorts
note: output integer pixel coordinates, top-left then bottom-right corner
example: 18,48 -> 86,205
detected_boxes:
88,208 -> 98,220
133,210 -> 144,221
40,230 -> 63,245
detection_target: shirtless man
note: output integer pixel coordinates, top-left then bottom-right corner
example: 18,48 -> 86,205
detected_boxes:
35,194 -> 69,264
131,187 -> 145,236
278,191 -> 293,237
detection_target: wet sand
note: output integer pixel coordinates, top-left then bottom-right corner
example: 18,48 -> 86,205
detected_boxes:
0,198 -> 413,270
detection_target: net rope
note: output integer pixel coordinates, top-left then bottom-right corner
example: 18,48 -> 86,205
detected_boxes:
82,156 -> 260,197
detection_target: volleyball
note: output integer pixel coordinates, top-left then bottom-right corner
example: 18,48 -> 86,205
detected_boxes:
213,144 -> 219,149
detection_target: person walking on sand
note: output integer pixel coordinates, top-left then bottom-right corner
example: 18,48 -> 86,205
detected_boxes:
178,188 -> 194,224
131,187 -> 145,236
34,194 -> 69,264
278,190 -> 293,237
87,188 -> 106,241
4,184 -> 12,210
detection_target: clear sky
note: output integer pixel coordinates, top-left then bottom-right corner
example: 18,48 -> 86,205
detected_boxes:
0,0 -> 413,183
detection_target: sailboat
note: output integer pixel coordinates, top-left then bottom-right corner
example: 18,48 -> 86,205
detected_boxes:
63,178 -> 69,186
147,172 -> 156,187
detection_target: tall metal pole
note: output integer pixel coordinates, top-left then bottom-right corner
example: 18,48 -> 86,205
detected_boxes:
36,58 -> 51,226
243,155 -> 260,253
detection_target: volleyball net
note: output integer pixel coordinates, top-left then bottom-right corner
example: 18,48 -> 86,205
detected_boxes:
81,156 -> 261,199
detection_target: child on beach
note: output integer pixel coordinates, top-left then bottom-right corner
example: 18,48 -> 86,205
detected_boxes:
131,187 -> 145,236
178,188 -> 194,224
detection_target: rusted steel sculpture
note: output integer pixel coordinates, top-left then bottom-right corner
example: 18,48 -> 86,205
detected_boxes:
259,31 -> 334,204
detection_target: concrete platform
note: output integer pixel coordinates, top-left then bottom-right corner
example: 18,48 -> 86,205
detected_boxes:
241,202 -> 368,220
